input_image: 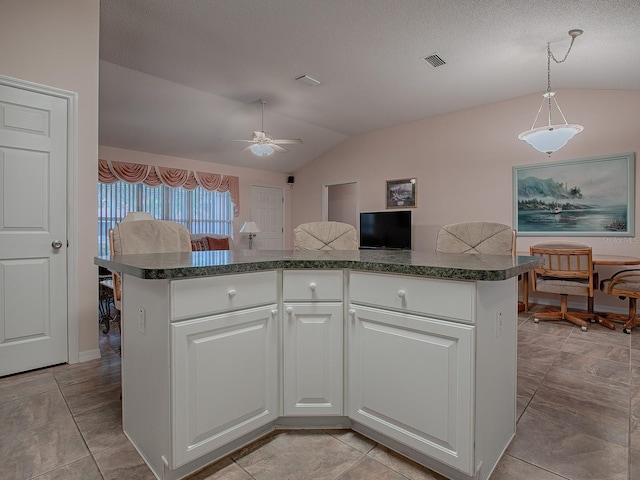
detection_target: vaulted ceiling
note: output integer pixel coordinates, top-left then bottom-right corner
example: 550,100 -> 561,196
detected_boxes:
99,0 -> 640,173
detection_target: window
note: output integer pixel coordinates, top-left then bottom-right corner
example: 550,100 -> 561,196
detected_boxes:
98,181 -> 233,256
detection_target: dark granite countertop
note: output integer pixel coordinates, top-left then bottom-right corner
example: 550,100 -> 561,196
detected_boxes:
94,249 -> 542,282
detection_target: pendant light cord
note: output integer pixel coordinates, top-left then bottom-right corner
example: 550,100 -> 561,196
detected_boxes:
546,32 -> 580,93
544,31 -> 580,124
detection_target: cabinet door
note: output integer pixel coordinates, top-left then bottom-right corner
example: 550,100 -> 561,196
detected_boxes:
171,305 -> 278,468
284,302 -> 343,416
348,304 -> 475,474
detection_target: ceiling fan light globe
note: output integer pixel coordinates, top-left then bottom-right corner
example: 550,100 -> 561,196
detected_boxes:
518,124 -> 583,154
250,144 -> 274,156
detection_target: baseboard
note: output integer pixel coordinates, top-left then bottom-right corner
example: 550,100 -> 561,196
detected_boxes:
78,348 -> 101,362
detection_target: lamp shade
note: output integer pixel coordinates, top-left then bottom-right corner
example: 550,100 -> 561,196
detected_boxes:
239,221 -> 261,234
250,144 -> 274,156
518,124 -> 584,155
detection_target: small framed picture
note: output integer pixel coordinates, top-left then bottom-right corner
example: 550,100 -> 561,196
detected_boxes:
386,178 -> 417,208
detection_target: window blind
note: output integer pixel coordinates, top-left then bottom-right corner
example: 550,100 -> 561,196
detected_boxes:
98,182 -> 233,256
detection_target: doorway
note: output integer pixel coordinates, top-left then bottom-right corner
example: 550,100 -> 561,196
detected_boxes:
323,181 -> 358,229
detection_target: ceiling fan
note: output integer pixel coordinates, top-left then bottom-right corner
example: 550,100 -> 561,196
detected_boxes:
234,99 -> 302,156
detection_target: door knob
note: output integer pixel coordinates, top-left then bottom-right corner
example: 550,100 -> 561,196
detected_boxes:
52,240 -> 63,249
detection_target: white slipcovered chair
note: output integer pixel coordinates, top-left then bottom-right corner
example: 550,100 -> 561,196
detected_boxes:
435,222 -> 515,255
294,221 -> 358,250
436,221 -> 527,310
108,220 -> 192,330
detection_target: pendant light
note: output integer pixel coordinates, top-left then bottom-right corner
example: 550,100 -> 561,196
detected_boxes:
518,29 -> 584,155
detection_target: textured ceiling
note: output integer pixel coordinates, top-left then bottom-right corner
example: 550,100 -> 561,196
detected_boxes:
99,0 -> 640,173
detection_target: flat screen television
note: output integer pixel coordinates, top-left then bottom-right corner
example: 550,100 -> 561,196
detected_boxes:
359,211 -> 412,250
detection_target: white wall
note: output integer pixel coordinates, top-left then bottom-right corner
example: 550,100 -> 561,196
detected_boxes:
1,0 -> 100,356
292,89 -> 640,311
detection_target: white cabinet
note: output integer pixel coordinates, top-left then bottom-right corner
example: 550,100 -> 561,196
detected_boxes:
171,305 -> 278,467
283,302 -> 343,415
283,270 -> 343,416
348,304 -> 474,474
120,272 -> 279,478
167,271 -> 279,469
348,271 -> 518,479
119,267 -> 517,480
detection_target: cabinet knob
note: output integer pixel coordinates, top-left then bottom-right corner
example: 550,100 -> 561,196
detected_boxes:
228,289 -> 237,298
348,309 -> 356,317
397,290 -> 406,298
271,309 -> 279,317
309,282 -> 317,291
286,306 -> 294,315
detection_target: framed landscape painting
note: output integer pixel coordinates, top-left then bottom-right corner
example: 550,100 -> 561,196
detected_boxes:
513,153 -> 635,236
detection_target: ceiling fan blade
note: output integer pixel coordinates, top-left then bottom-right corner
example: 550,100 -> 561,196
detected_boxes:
233,101 -> 303,152
269,143 -> 289,153
271,138 -> 303,144
241,145 -> 255,152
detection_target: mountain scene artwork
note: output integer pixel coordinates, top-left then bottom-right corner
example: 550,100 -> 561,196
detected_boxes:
514,153 -> 635,236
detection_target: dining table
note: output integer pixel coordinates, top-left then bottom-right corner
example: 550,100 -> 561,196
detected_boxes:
519,253 -> 640,315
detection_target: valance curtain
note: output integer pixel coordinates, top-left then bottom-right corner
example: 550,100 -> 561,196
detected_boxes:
98,159 -> 240,215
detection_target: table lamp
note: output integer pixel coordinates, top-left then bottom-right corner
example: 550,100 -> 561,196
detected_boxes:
239,221 -> 261,249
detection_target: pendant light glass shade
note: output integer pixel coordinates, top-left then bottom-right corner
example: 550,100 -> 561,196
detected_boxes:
518,124 -> 583,154
519,30 -> 584,155
518,91 -> 583,154
250,144 -> 274,156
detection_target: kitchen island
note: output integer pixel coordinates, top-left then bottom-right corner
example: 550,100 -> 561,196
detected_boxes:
95,250 -> 541,480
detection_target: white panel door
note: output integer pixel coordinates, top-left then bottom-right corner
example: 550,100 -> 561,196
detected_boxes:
348,305 -> 475,474
0,83 -> 68,376
250,185 -> 283,250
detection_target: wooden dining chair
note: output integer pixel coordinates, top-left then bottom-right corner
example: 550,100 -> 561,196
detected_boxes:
600,270 -> 640,334
529,242 -> 613,331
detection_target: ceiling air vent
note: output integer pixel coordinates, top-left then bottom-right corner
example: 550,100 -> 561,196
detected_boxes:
423,53 -> 446,67
295,74 -> 322,86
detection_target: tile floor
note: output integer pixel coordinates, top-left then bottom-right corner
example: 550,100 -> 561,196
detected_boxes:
1,306 -> 639,479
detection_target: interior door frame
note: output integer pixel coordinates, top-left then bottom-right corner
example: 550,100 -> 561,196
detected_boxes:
0,74 -> 79,364
322,180 -> 359,231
